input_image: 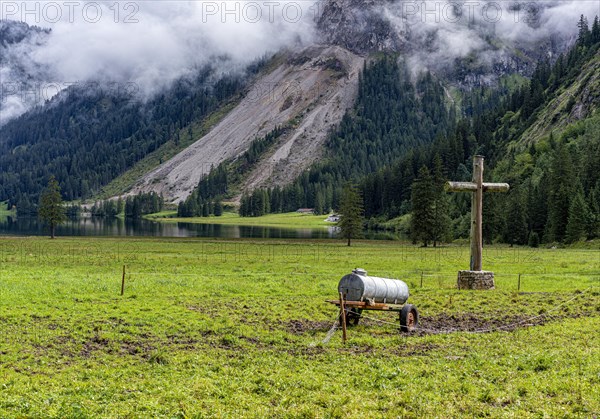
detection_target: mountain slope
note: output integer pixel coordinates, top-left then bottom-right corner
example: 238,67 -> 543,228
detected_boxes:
1,3 -> 594,209
0,66 -> 245,211
127,46 -> 363,203
515,50 -> 600,148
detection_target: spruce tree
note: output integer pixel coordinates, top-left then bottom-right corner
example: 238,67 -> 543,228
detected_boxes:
565,189 -> 589,243
431,156 -> 451,247
214,200 -> 223,217
577,14 -> 591,46
38,176 -> 66,239
411,166 -> 435,247
592,16 -> 600,43
504,186 -> 529,246
116,197 -> 124,215
314,191 -> 324,215
587,180 -> 600,239
338,184 -> 364,246
547,141 -> 575,242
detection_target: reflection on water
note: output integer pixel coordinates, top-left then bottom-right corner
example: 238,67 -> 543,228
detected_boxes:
0,216 -> 402,240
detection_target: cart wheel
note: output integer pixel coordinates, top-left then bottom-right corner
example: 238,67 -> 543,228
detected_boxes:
399,304 -> 419,333
345,308 -> 362,326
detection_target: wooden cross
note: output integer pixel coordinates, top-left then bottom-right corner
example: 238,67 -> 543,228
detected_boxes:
446,156 -> 509,271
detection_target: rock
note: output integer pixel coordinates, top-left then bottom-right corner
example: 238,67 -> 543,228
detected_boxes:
317,0 -> 406,55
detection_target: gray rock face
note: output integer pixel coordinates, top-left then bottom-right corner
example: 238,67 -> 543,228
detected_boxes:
317,0 -> 405,54
316,0 -> 571,87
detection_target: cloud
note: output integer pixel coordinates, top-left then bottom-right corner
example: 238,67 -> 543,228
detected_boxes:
1,1 -> 318,122
2,0 -> 599,124
377,0 -> 600,80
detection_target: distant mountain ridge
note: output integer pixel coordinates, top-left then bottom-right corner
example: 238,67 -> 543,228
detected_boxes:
0,3 -> 595,210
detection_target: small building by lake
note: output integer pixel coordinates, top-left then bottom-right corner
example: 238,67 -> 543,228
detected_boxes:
296,208 -> 315,214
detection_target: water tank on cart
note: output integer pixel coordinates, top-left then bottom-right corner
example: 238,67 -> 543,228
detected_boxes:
338,268 -> 409,304
335,268 -> 418,332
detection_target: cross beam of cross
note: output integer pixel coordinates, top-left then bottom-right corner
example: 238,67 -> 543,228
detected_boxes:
446,156 -> 509,271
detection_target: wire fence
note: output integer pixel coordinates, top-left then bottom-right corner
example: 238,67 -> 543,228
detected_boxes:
314,286 -> 597,344
121,268 -> 600,293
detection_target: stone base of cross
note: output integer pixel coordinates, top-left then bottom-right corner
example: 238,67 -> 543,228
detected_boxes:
457,270 -> 496,290
447,156 -> 509,290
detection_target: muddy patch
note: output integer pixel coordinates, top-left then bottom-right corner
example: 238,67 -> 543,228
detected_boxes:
414,312 -> 594,335
286,319 -> 336,335
80,334 -> 112,357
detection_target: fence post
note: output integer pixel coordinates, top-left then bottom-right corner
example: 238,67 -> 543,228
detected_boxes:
121,265 -> 126,296
517,273 -> 521,292
339,292 -> 347,344
420,271 -> 424,288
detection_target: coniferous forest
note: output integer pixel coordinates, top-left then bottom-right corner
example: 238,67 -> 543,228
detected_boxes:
232,17 -> 600,245
0,67 -> 247,215
2,17 -> 599,245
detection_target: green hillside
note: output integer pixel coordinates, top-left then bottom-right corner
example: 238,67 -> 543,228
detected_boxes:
180,17 -> 600,246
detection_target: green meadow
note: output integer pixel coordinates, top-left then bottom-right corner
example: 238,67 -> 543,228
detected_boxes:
145,211 -> 333,228
0,202 -> 16,217
0,236 -> 598,418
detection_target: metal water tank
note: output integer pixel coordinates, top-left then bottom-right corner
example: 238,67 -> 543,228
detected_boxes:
338,268 -> 409,304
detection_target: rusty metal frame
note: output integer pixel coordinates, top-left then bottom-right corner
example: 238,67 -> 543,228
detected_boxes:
326,300 -> 403,312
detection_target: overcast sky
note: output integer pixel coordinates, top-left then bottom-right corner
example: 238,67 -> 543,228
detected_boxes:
1,1 -> 599,124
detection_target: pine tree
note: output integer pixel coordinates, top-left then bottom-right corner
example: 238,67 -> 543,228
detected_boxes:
592,16 -> 600,43
565,188 -> 589,243
587,180 -> 600,239
431,155 -> 451,247
214,200 -> 223,217
38,176 -> 66,239
528,231 -> 540,248
314,191 -> 324,215
504,187 -> 529,246
410,166 -> 435,247
547,142 -> 575,242
116,197 -> 124,214
338,184 -> 364,246
577,14 -> 591,46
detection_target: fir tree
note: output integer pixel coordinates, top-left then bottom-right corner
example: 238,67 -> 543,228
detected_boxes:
592,16 -> 600,43
577,14 -> 591,46
504,187 -> 529,246
431,156 -> 451,247
214,200 -> 223,217
587,180 -> 600,239
38,176 -> 66,239
338,184 -> 364,246
528,231 -> 540,248
411,166 -> 435,247
565,188 -> 589,243
546,141 -> 575,242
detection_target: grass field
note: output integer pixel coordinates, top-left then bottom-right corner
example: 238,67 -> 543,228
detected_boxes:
0,202 -> 16,217
0,236 -> 598,417
146,211 -> 333,228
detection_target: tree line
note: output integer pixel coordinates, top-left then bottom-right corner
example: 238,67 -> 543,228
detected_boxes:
0,66 -> 249,216
239,16 -> 600,245
377,16 -> 600,246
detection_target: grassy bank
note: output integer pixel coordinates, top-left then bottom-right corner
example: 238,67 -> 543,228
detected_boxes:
146,211 -> 333,228
0,236 -> 598,417
0,202 -> 16,217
